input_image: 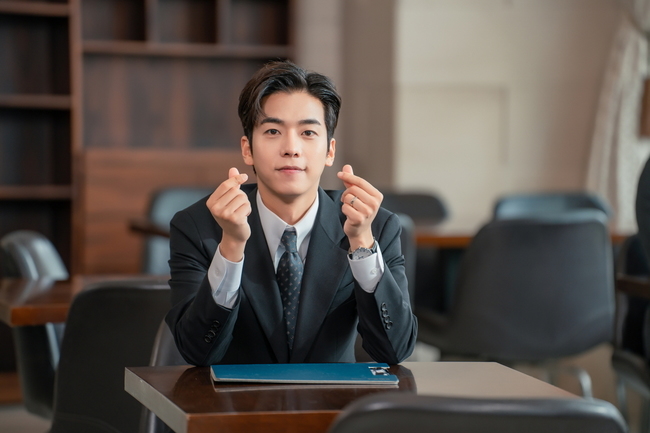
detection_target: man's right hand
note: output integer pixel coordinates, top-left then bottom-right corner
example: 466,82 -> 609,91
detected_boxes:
206,167 -> 251,262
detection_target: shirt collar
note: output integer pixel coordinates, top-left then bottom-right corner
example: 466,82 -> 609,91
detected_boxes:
256,190 -> 320,259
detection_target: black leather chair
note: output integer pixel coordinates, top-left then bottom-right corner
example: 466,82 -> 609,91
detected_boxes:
493,191 -> 613,220
137,187 -> 213,275
380,191 -> 448,311
380,191 -> 448,226
611,234 -> 650,428
327,393 -> 627,433
50,279 -> 170,433
0,230 -> 69,419
416,210 -> 614,397
139,321 -> 185,433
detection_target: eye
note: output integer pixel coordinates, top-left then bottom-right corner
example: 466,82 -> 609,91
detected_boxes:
265,128 -> 280,135
303,130 -> 317,137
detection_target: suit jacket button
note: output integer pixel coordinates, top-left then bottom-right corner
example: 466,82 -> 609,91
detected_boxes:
204,336 -> 211,343
385,322 -> 393,330
207,330 -> 216,338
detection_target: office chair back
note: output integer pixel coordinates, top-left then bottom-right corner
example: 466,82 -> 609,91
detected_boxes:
1,230 -> 68,280
381,191 -> 448,226
421,210 -> 614,362
493,191 -> 612,220
140,320 -> 185,433
50,280 -> 170,433
0,230 -> 68,419
611,234 -> 650,426
328,393 -> 627,433
143,187 -> 213,275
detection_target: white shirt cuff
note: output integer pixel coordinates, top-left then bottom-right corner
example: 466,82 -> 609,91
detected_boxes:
348,244 -> 385,293
207,244 -> 243,309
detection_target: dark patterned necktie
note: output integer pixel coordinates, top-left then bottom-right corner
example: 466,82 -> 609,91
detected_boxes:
277,229 -> 303,350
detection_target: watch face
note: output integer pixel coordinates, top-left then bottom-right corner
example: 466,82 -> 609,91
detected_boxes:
351,248 -> 373,260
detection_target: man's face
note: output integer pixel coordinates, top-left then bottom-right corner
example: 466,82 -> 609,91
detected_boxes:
241,91 -> 336,203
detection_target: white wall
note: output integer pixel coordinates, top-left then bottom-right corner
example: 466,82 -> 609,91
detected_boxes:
395,0 -> 621,223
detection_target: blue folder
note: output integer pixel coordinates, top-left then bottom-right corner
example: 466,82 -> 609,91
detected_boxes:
210,363 -> 399,385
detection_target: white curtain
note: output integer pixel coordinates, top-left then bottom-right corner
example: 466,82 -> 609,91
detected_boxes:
587,0 -> 650,232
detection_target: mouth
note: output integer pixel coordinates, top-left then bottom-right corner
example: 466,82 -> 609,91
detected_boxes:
277,166 -> 305,173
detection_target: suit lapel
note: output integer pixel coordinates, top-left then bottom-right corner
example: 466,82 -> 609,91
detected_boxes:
290,188 -> 349,363
241,188 -> 289,363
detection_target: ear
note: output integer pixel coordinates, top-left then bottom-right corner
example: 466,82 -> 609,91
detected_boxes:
241,136 -> 254,166
325,138 -> 336,167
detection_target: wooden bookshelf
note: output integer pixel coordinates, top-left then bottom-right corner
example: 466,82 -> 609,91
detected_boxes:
0,0 -> 293,275
0,186 -> 73,200
0,1 -> 70,17
83,40 -> 292,58
0,94 -> 71,110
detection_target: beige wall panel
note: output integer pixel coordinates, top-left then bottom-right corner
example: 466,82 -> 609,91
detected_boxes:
397,85 -> 506,222
395,0 -> 620,220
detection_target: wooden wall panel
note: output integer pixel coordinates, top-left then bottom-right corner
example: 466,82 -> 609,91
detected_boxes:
81,148 -> 255,274
83,55 -> 264,150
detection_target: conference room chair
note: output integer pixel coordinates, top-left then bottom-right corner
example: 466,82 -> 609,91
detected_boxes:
49,279 -> 170,433
493,191 -> 613,220
140,321 -> 185,433
611,234 -> 650,428
416,210 -> 614,397
0,230 -> 69,419
380,191 -> 448,226
134,187 -> 213,274
380,190 -> 449,311
327,393 -> 627,433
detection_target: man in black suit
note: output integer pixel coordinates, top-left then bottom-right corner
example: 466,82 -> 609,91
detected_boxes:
166,61 -> 417,366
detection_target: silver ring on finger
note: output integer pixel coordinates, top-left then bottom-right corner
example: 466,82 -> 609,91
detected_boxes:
350,196 -> 358,207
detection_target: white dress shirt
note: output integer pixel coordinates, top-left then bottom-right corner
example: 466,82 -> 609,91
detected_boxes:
207,191 -> 385,309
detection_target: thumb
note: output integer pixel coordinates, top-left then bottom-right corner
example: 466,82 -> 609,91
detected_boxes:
228,167 -> 240,178
342,164 -> 354,175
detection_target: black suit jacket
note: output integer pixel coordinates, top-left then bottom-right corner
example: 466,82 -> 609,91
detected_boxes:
165,184 -> 417,366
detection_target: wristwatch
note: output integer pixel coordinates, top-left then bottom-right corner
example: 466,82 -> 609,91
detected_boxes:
349,239 -> 378,260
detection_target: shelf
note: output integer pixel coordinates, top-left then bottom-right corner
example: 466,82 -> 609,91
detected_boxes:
0,94 -> 71,110
83,40 -> 291,59
0,1 -> 70,17
0,186 -> 72,200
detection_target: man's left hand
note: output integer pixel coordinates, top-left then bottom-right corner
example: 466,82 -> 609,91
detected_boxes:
337,164 -> 383,251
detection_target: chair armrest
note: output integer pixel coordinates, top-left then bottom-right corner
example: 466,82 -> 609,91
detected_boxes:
128,219 -> 170,238
616,274 -> 650,300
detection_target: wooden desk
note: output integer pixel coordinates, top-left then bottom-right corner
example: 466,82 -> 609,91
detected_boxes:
416,225 -> 630,249
0,275 -> 169,327
616,275 -> 650,299
125,362 -> 576,433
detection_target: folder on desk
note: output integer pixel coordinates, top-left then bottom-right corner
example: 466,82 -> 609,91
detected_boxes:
210,363 -> 399,385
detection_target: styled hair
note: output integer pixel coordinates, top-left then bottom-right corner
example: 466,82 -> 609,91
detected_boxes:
238,61 -> 341,148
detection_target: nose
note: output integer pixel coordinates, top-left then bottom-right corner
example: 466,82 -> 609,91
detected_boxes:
282,132 -> 301,157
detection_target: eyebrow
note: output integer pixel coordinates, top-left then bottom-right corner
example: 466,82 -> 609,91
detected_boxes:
259,117 -> 322,126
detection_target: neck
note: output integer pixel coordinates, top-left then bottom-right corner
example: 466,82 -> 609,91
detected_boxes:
258,186 -> 318,225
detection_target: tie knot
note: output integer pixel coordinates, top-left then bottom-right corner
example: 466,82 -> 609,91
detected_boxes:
281,229 -> 298,253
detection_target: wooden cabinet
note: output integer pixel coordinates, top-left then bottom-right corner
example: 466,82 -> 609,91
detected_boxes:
0,1 -> 74,270
0,0 -> 292,274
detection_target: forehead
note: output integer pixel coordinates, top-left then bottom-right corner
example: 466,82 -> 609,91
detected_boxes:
258,91 -> 325,124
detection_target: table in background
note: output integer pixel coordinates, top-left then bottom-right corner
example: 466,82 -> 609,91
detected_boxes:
0,275 -> 169,327
125,361 -> 576,433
